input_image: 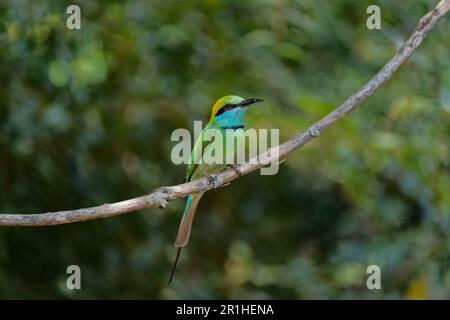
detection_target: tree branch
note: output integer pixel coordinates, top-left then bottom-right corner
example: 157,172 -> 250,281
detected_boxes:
1,0 -> 449,227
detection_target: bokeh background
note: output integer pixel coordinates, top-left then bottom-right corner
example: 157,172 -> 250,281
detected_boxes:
1,0 -> 450,299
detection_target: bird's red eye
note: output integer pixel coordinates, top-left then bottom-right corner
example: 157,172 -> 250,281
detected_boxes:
215,104 -> 234,116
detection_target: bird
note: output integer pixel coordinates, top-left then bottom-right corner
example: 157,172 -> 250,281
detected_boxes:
168,95 -> 263,284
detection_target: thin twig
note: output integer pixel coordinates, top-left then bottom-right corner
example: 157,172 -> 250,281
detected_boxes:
1,0 -> 449,227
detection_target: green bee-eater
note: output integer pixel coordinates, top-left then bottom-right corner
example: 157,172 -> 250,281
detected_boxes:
168,95 -> 263,283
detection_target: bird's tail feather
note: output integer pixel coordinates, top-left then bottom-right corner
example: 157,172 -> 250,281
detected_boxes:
168,193 -> 204,284
168,247 -> 181,284
175,193 -> 203,247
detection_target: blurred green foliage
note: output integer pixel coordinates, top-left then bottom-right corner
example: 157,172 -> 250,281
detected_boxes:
0,0 -> 449,299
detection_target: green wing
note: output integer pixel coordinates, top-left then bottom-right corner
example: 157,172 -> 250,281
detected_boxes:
186,122 -> 216,181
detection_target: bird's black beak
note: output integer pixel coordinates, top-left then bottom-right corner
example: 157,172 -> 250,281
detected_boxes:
239,98 -> 264,107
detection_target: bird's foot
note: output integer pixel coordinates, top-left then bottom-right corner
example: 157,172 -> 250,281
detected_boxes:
202,173 -> 216,188
226,164 -> 242,177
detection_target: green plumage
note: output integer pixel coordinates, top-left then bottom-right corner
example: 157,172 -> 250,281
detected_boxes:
168,95 -> 263,284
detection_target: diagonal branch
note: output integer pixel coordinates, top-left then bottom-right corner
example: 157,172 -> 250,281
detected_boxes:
1,0 -> 449,226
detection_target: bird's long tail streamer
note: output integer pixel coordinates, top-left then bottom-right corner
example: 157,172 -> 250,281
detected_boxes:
168,247 -> 182,284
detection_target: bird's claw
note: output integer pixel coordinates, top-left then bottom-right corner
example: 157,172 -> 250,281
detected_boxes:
203,173 -> 216,187
227,164 -> 242,177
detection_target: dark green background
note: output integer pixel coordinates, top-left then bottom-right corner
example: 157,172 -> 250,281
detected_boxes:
1,0 -> 449,298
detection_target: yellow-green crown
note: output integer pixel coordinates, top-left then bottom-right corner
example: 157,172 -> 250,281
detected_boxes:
209,95 -> 245,121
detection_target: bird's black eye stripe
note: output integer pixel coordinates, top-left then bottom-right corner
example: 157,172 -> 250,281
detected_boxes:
215,104 -> 235,116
